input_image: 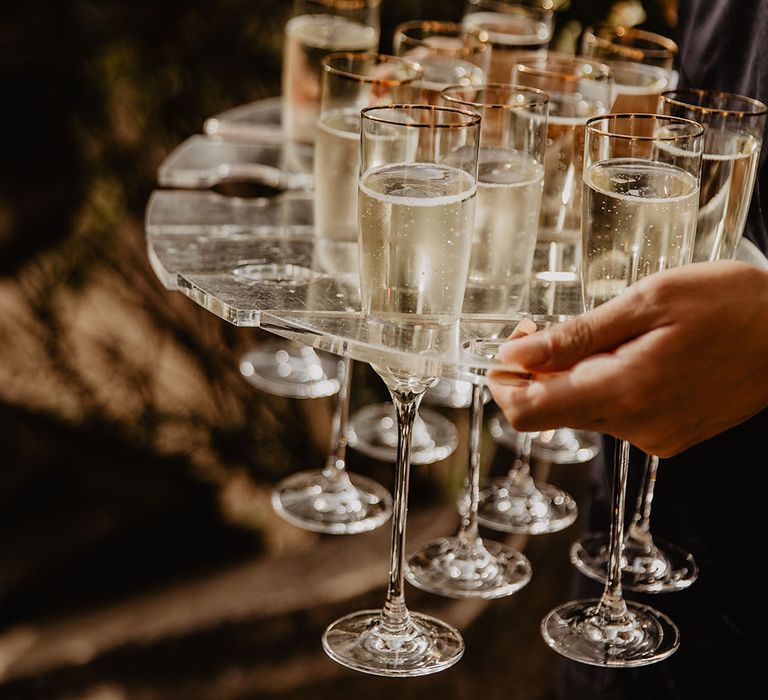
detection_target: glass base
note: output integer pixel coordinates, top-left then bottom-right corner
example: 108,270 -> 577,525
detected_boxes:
570,534 -> 699,593
489,416 -> 601,464
322,609 -> 464,677
271,470 -> 392,535
406,536 -> 531,599
477,477 -> 578,534
239,342 -> 340,399
347,403 -> 458,464
541,598 -> 680,667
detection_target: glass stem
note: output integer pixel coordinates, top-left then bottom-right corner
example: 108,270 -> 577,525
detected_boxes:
380,386 -> 425,634
597,439 -> 631,620
321,356 -> 352,481
508,430 -> 535,493
457,382 -> 485,543
627,453 -> 659,542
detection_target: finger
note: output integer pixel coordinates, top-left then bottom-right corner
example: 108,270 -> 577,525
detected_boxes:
491,353 -> 626,432
496,285 -> 662,372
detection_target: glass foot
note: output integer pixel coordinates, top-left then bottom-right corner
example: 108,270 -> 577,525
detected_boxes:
271,470 -> 392,534
541,598 -> 679,667
239,342 -> 340,399
570,534 -> 699,593
406,536 -> 531,599
489,415 -> 601,464
347,403 -> 458,464
477,477 -> 578,534
322,610 -> 464,677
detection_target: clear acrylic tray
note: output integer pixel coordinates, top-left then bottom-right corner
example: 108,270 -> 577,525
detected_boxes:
147,100 -> 578,382
158,135 -> 312,191
204,96 -> 284,143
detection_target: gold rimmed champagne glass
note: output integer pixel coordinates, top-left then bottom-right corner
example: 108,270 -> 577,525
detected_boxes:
271,53 -> 423,535
322,105 -> 481,676
542,113 -> 704,667
393,20 -> 490,103
462,0 -> 555,82
282,0 -> 381,158
475,54 -> 611,530
405,84 -> 549,598
581,25 -> 678,72
572,89 -> 767,593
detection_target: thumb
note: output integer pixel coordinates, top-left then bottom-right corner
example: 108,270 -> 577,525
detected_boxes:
497,287 -> 659,372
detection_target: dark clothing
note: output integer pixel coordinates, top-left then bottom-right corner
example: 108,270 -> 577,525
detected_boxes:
559,3 -> 766,697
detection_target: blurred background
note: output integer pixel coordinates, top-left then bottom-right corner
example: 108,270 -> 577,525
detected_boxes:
1,2 -> 677,698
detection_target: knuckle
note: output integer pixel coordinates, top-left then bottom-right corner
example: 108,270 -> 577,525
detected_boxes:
551,318 -> 594,359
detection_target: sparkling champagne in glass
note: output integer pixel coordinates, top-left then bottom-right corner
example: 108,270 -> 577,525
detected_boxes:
393,21 -> 489,104
405,85 -> 548,598
314,53 -> 422,256
542,113 -> 704,668
571,89 -> 767,594
282,0 -> 380,169
481,54 -> 611,513
323,105 -> 481,676
660,89 -> 766,262
462,0 -> 554,82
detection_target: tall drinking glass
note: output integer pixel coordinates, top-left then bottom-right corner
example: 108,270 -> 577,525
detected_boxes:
661,89 -> 766,262
323,105 -> 481,676
581,25 -> 678,72
572,90 -> 767,592
605,61 -> 670,114
462,0 -> 554,82
476,54 -> 610,527
542,113 -> 704,667
406,84 -> 548,598
513,53 -> 613,242
282,0 -> 381,170
271,54 -> 422,535
393,20 -> 489,103
350,20 -> 489,460
258,1 -> 381,402
314,53 -> 422,254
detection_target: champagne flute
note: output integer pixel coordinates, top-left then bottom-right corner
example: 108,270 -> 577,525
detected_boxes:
282,0 -> 381,168
393,20 -> 490,104
542,113 -> 704,667
406,84 -> 548,598
348,21 -> 487,466
603,61 -> 671,114
580,25 -> 678,72
322,105 -> 480,676
572,89 -> 766,592
476,54 -> 611,529
461,0 -> 554,82
246,1 -> 381,399
272,54 -> 423,535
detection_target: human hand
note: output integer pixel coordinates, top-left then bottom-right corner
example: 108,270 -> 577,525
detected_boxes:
490,261 -> 768,457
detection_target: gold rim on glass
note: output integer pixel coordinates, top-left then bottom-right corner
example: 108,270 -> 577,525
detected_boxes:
361,104 -> 482,128
584,26 -> 678,62
441,82 -> 549,111
308,0 -> 381,9
514,52 -> 612,83
322,53 -> 423,86
585,113 -> 705,142
394,20 -> 490,59
466,0 -> 554,15
660,88 -> 768,118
